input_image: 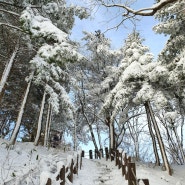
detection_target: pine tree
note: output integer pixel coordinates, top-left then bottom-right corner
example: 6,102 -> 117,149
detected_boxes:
7,0 -> 89,144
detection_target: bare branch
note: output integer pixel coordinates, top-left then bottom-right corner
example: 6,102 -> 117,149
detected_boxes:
0,9 -> 20,16
0,23 -> 23,32
0,1 -> 41,9
0,1 -> 23,8
103,13 -> 136,33
100,0 -> 178,16
0,53 -> 7,59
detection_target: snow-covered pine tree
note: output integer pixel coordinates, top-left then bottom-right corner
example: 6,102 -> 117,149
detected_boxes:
149,0 -> 185,163
102,31 -> 153,120
101,31 -> 153,153
101,31 -> 173,174
154,0 -> 185,64
71,30 -> 121,150
9,0 -> 89,145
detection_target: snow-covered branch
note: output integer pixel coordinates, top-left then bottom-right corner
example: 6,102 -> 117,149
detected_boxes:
0,23 -> 23,32
100,0 -> 178,16
0,9 -> 20,16
0,1 -> 41,9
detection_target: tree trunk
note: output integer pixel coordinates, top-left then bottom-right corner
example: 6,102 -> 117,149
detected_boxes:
181,118 -> 184,148
0,43 -> 19,102
156,112 -> 182,164
81,107 -> 98,150
145,101 -> 172,175
96,124 -> 103,149
44,103 -> 52,147
106,117 -> 116,151
144,103 -> 160,166
73,118 -> 77,151
110,122 -> 114,149
34,91 -> 46,146
88,123 -> 98,150
173,126 -> 185,163
9,73 -> 33,145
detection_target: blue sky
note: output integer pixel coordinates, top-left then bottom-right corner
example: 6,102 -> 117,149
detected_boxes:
70,0 -> 168,58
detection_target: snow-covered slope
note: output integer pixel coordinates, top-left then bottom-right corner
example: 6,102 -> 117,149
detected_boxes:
0,139 -> 184,185
74,158 -> 184,185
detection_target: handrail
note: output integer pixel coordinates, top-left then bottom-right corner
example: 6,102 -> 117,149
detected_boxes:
87,148 -> 150,185
42,150 -> 84,185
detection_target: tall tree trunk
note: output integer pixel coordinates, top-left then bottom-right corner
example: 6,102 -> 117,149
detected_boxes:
73,118 -> 77,151
78,94 -> 98,150
156,112 -> 182,164
88,123 -> 98,150
106,117 -> 116,151
173,126 -> 185,163
44,103 -> 52,147
145,101 -> 172,175
0,43 -> 19,102
82,108 -> 98,150
144,103 -> 160,166
34,91 -> 46,146
9,73 -> 33,145
96,124 -> 103,149
181,117 -> 184,148
110,122 -> 114,149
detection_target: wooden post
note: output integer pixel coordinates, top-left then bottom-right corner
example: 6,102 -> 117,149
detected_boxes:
56,165 -> 65,185
100,148 -> 104,158
80,153 -> 83,170
115,150 -> 119,166
128,162 -> 136,185
81,150 -> 85,157
122,153 -> 127,178
138,179 -> 149,185
118,151 -> 122,169
68,159 -> 74,183
105,147 -> 109,161
46,178 -> 51,185
95,149 -> 98,159
89,150 -> 93,159
74,154 -> 78,175
110,149 -> 115,161
61,166 -> 65,185
122,163 -> 126,177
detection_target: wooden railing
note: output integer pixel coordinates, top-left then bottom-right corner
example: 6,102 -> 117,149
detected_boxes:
42,150 -> 84,185
88,148 -> 150,185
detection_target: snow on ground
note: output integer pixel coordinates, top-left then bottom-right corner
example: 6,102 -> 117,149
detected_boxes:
74,158 -> 185,185
0,138 -> 185,185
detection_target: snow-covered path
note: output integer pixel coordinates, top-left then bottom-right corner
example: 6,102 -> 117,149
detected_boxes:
0,139 -> 184,185
73,158 -> 185,185
73,158 -> 126,185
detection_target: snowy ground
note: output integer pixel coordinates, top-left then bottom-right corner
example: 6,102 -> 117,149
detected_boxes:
0,139 -> 184,185
74,158 -> 185,185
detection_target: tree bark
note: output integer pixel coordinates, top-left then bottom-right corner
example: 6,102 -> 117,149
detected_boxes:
34,91 -> 46,146
106,116 -> 116,151
89,122 -> 98,150
9,72 -> 33,145
144,103 -> 160,166
96,124 -> 103,149
73,117 -> 77,151
44,103 -> 52,147
173,126 -> 185,163
0,42 -> 19,102
145,101 -> 172,175
181,118 -> 184,148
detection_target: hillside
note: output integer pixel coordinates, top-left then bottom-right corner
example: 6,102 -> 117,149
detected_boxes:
0,139 -> 184,185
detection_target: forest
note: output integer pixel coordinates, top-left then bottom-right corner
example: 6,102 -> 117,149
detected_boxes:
0,0 -> 185,177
